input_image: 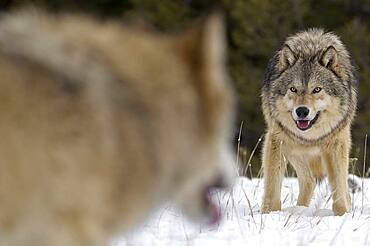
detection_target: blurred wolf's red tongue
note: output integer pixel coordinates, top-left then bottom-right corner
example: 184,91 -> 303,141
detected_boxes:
205,188 -> 221,225
297,120 -> 310,129
209,200 -> 221,225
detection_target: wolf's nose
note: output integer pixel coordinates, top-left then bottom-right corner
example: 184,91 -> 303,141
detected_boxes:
296,107 -> 310,118
210,175 -> 228,189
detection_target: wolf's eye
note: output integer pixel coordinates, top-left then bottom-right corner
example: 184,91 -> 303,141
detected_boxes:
290,87 -> 297,93
312,87 -> 322,94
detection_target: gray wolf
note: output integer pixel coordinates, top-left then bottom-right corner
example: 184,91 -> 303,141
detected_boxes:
261,28 -> 358,216
0,10 -> 235,245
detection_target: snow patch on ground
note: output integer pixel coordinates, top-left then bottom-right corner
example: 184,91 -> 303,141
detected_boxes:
115,177 -> 370,246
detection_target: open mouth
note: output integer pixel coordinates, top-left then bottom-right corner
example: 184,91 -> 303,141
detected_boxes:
203,186 -> 221,225
296,112 -> 320,131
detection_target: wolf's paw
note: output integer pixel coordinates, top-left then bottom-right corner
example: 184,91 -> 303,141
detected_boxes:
261,201 -> 281,214
333,203 -> 350,216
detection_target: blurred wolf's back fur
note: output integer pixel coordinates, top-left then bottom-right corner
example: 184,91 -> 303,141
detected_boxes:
0,10 -> 235,245
261,28 -> 358,216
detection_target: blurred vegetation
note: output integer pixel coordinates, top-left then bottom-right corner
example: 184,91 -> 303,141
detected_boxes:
1,0 -> 369,177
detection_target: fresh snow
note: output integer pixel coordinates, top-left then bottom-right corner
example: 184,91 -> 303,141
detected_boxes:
115,176 -> 370,246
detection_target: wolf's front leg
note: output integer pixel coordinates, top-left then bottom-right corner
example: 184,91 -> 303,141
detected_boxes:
323,135 -> 351,216
261,133 -> 286,213
296,168 -> 316,207
292,157 -> 318,207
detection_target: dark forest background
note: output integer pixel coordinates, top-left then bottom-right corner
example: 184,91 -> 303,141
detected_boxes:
1,0 -> 369,176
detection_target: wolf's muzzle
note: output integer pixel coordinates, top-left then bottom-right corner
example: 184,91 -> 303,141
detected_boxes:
295,112 -> 320,131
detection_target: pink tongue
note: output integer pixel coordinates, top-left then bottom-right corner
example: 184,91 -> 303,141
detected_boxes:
298,120 -> 310,129
205,190 -> 221,225
209,201 -> 221,225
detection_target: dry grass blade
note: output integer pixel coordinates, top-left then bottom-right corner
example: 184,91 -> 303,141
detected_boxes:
236,121 -> 243,176
243,134 -> 264,177
361,134 -> 368,213
329,214 -> 348,246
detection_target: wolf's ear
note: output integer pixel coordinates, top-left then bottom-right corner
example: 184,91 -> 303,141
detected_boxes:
175,12 -> 226,86
277,45 -> 296,73
200,12 -> 226,84
320,46 -> 340,75
175,13 -> 230,130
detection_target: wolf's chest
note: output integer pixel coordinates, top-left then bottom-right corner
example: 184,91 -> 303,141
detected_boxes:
284,145 -> 321,165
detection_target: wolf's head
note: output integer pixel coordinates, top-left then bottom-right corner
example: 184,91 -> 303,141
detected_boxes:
165,14 -> 236,225
0,10 -> 236,233
109,13 -> 236,225
262,28 -> 357,143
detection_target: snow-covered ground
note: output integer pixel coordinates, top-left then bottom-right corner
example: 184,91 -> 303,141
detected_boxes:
116,176 -> 370,246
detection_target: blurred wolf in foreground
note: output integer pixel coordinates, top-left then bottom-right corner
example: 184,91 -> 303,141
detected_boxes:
0,10 -> 235,245
261,29 -> 357,216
